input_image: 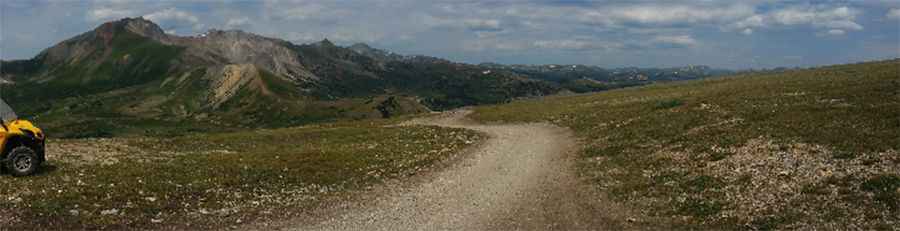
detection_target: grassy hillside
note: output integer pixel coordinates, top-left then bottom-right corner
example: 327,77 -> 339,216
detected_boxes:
0,118 -> 482,229
4,29 -> 184,103
471,60 -> 900,229
3,65 -> 429,138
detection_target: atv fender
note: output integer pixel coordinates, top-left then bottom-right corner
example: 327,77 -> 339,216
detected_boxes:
1,135 -> 45,164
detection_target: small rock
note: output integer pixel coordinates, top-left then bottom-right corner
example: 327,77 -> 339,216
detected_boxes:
145,197 -> 157,202
100,209 -> 119,215
69,209 -> 80,216
151,218 -> 163,223
627,217 -> 637,223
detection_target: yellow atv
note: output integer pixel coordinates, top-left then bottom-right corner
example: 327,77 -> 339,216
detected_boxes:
0,99 -> 45,177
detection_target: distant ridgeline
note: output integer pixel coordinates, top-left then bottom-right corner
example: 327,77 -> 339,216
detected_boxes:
0,17 -> 730,137
478,63 -> 734,93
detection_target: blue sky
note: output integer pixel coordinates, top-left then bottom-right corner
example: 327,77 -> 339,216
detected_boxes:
1,0 -> 898,69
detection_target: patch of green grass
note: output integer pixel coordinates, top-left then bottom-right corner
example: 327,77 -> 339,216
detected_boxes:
831,151 -> 857,159
679,197 -> 724,217
0,119 -> 482,229
655,99 -> 684,110
685,175 -> 724,193
861,175 -> 900,210
749,215 -> 791,231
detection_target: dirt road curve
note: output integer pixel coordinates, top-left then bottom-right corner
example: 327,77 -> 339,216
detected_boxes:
262,110 -> 622,230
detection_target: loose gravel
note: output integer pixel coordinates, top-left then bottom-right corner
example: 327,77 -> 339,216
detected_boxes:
256,110 -> 626,230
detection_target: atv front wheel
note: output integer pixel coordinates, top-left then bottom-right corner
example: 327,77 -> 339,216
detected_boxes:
6,146 -> 39,177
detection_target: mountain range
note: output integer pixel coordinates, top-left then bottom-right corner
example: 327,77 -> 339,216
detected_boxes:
0,17 -> 729,137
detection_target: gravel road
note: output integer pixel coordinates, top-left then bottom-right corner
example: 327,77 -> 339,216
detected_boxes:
257,110 -> 625,230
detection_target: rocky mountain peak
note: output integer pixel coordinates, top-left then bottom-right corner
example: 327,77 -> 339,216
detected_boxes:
317,38 -> 335,47
348,43 -> 374,53
205,29 -> 254,38
91,17 -> 167,42
121,17 -> 167,39
348,43 -> 399,62
349,42 -> 371,49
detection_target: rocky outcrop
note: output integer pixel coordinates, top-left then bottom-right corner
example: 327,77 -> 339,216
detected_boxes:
207,64 -> 260,108
122,17 -> 168,42
179,30 -> 318,83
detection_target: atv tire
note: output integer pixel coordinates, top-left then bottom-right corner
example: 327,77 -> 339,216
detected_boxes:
6,146 -> 39,177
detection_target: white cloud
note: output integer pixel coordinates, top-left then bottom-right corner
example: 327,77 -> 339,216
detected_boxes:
418,14 -> 505,32
578,4 -> 755,27
887,8 -> 900,19
144,8 -> 203,33
462,38 -> 528,52
225,17 -> 250,29
534,40 -> 589,50
770,6 -> 862,30
653,35 -> 697,48
144,8 -> 199,24
463,19 -> 501,31
731,15 -> 765,29
266,2 -> 349,22
87,7 -> 135,21
816,20 -> 863,30
771,8 -> 815,25
193,23 -> 207,31
91,0 -> 146,4
494,3 -> 863,37
727,5 -> 863,35
827,29 -> 846,36
273,4 -> 326,20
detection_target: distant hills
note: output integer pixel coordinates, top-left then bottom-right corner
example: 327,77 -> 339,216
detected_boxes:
0,17 -> 730,137
479,63 -> 734,93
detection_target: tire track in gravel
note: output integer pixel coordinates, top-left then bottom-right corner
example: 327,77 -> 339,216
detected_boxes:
264,110 -> 628,230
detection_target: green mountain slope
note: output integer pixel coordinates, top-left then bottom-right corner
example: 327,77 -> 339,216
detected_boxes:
4,24 -> 183,102
471,59 -> 900,229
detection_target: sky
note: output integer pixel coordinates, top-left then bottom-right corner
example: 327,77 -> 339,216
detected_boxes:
0,0 -> 898,69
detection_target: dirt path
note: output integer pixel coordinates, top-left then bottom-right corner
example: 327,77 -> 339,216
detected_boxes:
260,110 -> 626,230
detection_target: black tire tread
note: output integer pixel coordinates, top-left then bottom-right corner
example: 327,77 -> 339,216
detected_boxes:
6,146 -> 38,177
